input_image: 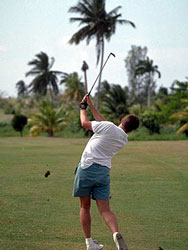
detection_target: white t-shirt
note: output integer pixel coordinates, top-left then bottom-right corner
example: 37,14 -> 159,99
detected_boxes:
80,121 -> 128,169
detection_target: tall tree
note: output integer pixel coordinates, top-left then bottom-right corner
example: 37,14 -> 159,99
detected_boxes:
60,72 -> 85,104
16,80 -> 28,97
81,60 -> 89,93
69,0 -> 135,108
135,57 -> 161,106
26,52 -> 62,99
125,45 -> 148,105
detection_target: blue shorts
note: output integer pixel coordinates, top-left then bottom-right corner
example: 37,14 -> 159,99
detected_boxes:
73,163 -> 110,200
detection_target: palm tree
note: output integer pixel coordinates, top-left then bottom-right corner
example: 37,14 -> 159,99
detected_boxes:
60,72 -> 85,104
100,81 -> 129,122
135,57 -> 161,106
69,0 -> 135,108
81,61 -> 89,93
26,52 -> 62,99
170,99 -> 188,136
29,99 -> 65,137
16,80 -> 28,97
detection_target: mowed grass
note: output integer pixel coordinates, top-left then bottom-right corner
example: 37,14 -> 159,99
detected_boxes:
0,138 -> 188,250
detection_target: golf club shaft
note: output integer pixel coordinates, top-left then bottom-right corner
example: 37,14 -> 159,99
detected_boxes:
87,52 -> 115,96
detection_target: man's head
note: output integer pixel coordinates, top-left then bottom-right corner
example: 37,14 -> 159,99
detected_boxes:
120,114 -> 139,133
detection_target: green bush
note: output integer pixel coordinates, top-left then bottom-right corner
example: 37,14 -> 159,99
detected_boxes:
128,126 -> 187,141
140,112 -> 161,134
11,114 -> 28,137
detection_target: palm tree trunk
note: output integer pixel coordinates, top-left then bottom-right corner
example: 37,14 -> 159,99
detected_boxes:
49,85 -> 54,103
147,84 -> 151,106
84,71 -> 88,94
47,129 -> 54,137
96,39 -> 104,109
147,72 -> 153,106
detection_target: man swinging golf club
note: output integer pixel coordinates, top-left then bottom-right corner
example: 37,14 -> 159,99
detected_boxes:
73,94 -> 139,250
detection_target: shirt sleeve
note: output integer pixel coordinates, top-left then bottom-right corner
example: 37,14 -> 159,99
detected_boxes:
91,121 -> 114,134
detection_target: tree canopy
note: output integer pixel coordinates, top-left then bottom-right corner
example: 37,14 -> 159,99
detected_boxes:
69,0 -> 135,108
26,52 -> 62,98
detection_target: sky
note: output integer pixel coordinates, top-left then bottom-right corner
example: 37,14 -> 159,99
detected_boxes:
0,0 -> 188,97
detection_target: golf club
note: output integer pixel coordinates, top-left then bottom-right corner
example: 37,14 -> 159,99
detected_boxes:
87,52 -> 116,96
80,52 -> 115,109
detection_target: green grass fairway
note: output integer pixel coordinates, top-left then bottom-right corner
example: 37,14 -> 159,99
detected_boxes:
0,138 -> 188,250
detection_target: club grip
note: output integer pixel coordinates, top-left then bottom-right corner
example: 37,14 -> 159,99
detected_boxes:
80,101 -> 88,109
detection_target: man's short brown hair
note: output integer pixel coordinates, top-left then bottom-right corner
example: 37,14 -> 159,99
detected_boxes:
121,114 -> 139,133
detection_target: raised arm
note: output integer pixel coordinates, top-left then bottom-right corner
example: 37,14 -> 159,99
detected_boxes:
86,95 -> 105,121
80,109 -> 92,130
80,95 -> 92,130
80,95 -> 105,130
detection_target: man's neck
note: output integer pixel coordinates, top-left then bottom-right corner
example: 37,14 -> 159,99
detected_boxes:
118,124 -> 127,133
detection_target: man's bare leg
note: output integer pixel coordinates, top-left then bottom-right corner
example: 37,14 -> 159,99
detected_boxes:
96,199 -> 118,233
80,197 -> 104,249
96,199 -> 128,249
79,196 -> 91,238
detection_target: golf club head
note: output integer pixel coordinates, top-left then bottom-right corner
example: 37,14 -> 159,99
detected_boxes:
110,52 -> 116,57
87,52 -> 116,96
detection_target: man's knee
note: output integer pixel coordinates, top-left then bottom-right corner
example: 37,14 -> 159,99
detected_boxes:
96,199 -> 111,214
80,197 -> 91,210
80,204 -> 90,211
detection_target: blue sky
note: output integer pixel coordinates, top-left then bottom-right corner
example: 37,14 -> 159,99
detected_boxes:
0,0 -> 188,97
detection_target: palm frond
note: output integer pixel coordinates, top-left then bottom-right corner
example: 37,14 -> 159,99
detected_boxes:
29,74 -> 48,96
69,17 -> 92,25
181,99 -> 188,103
101,83 -> 128,119
48,57 -> 55,70
118,19 -> 136,28
25,70 -> 42,77
107,6 -> 122,16
170,111 -> 188,120
156,70 -> 161,78
69,25 -> 92,44
69,0 -> 135,66
29,99 -> 65,136
69,1 -> 93,18
177,123 -> 188,134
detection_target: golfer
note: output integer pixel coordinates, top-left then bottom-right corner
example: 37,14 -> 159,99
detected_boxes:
73,95 -> 139,250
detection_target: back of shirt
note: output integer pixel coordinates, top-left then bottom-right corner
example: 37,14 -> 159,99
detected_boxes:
80,121 -> 128,169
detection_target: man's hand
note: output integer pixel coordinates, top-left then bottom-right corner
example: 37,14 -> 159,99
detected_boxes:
80,95 -> 88,109
85,95 -> 93,107
80,94 -> 105,122
80,95 -> 93,106
81,94 -> 88,103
